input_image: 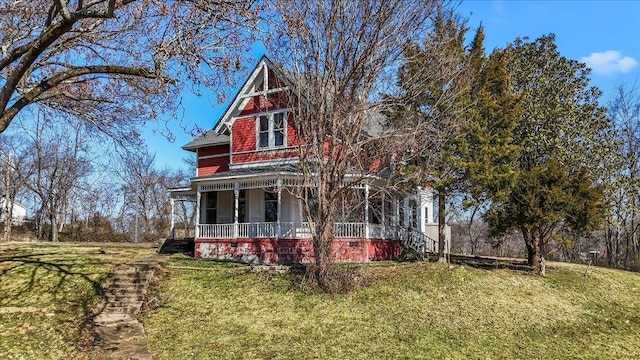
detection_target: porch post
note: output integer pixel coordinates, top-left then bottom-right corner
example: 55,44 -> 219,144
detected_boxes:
403,198 -> 410,228
277,178 -> 282,238
381,193 -> 385,238
394,198 -> 400,226
234,182 -> 239,238
170,198 -> 175,239
195,190 -> 201,238
364,184 -> 369,239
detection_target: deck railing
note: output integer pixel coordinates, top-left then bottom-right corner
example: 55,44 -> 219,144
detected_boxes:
196,222 -> 439,256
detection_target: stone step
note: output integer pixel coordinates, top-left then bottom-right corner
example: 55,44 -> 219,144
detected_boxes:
105,288 -> 145,297
93,313 -> 135,325
105,300 -> 143,308
105,281 -> 147,289
109,271 -> 150,277
105,278 -> 148,286
103,305 -> 141,314
106,293 -> 145,302
111,266 -> 156,276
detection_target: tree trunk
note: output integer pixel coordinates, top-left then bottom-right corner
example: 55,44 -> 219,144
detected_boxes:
311,216 -> 335,291
438,190 -> 447,262
3,203 -> 11,242
50,213 -> 59,242
522,228 -> 544,275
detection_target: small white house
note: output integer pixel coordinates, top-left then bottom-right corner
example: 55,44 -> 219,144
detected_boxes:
0,199 -> 27,225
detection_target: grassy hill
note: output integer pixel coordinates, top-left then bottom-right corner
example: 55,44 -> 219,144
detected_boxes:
0,242 -> 156,359
142,256 -> 640,360
1,243 -> 638,359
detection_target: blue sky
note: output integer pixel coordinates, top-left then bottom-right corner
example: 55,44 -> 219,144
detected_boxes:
146,0 -> 640,170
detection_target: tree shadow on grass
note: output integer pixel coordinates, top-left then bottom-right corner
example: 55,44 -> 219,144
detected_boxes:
0,250 -> 114,354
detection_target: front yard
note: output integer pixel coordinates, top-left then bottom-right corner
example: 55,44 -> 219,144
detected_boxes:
142,256 -> 640,359
0,242 -> 156,359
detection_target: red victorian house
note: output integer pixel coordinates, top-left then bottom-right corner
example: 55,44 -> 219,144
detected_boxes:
168,56 -> 449,264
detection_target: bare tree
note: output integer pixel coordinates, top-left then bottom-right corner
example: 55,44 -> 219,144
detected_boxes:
15,113 -> 92,242
604,83 -> 640,269
116,148 -> 187,241
268,0 -> 443,289
0,0 -> 260,138
0,133 -> 32,241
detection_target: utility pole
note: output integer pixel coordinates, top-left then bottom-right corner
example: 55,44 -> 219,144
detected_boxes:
134,169 -> 140,243
3,151 -> 12,242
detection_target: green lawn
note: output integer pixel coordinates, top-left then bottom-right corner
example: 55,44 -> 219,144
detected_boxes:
0,242 -> 156,359
143,257 -> 640,360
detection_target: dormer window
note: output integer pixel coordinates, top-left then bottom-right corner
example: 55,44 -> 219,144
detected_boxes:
258,111 -> 286,149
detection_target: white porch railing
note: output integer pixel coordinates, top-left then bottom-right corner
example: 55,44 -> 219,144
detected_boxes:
334,222 -> 366,238
196,222 -> 439,256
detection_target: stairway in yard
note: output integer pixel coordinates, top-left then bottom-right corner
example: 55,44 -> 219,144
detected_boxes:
91,254 -> 164,360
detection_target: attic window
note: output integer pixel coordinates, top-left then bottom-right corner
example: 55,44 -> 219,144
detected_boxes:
257,111 -> 286,149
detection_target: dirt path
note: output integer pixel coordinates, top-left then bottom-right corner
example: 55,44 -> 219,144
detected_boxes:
91,254 -> 165,360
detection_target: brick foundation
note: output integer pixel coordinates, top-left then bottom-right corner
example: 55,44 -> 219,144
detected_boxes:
194,238 -> 400,264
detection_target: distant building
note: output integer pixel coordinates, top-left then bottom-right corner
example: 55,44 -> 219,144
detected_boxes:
0,199 -> 27,225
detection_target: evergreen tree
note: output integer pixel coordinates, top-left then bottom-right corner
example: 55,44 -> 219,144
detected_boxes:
483,35 -> 611,275
394,8 -> 475,261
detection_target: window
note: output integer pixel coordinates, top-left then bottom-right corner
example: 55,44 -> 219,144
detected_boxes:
205,192 -> 217,224
238,190 -> 246,223
264,190 -> 278,222
369,200 -> 383,225
257,111 -> 286,149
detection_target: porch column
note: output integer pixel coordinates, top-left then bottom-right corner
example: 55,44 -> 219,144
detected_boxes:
195,190 -> 201,238
403,198 -> 410,228
234,183 -> 239,238
170,198 -> 175,239
381,193 -> 386,238
277,179 -> 282,238
364,184 -> 369,239
394,198 -> 400,226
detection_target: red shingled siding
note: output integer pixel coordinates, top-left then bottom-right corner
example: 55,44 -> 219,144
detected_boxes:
197,145 -> 230,176
199,145 -> 228,156
231,105 -> 299,164
197,157 -> 229,176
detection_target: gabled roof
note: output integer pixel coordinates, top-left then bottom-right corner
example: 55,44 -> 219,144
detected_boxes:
182,130 -> 229,151
213,55 -> 295,134
182,55 -> 295,151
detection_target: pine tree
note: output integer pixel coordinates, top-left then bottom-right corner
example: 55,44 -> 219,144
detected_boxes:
483,35 -> 611,275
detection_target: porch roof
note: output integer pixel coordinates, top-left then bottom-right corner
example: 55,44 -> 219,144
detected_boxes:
191,164 -> 301,183
168,186 -> 196,200
182,130 -> 230,151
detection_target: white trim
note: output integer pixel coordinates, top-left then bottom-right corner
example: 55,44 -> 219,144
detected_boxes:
256,110 -> 288,150
241,87 -> 290,98
229,108 -> 294,127
198,153 -> 230,160
213,56 -> 297,134
229,158 -> 299,170
231,145 -> 297,156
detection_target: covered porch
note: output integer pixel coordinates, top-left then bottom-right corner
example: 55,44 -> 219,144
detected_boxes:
169,172 -> 440,263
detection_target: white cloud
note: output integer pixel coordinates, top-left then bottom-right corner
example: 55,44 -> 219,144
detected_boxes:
581,50 -> 638,75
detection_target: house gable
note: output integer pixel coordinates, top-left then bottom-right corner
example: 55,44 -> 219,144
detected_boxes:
215,56 -> 299,168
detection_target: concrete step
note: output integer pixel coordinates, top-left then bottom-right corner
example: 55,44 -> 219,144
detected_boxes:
104,305 -> 142,314
105,281 -> 147,289
93,313 -> 135,325
105,294 -> 145,302
105,300 -> 143,309
105,288 -> 145,297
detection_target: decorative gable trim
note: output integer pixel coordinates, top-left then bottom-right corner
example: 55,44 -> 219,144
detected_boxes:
213,55 -> 295,134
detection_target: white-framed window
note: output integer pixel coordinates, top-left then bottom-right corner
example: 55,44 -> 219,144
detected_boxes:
257,111 -> 286,149
264,190 -> 278,222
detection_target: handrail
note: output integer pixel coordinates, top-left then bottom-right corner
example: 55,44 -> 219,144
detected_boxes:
196,222 -> 438,257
